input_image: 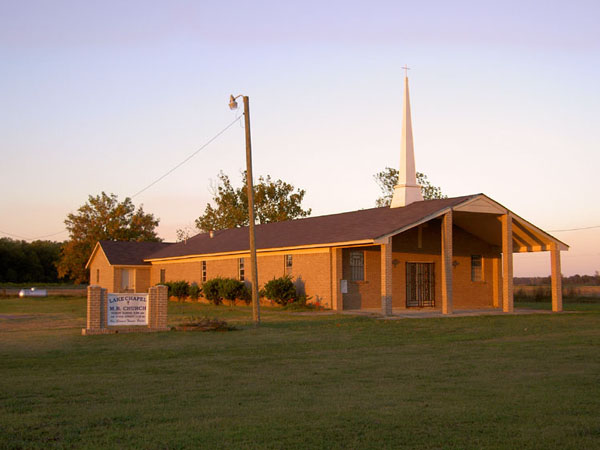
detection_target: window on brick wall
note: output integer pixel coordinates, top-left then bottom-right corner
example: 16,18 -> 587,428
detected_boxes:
121,269 -> 132,291
471,255 -> 482,282
96,269 -> 100,283
238,258 -> 245,281
160,269 -> 166,284
201,261 -> 207,283
285,254 -> 293,274
350,251 -> 365,281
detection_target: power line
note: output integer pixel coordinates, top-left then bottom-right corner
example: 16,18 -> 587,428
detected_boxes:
130,116 -> 241,199
0,229 -> 67,241
0,116 -> 242,242
548,225 -> 600,232
0,230 -> 33,240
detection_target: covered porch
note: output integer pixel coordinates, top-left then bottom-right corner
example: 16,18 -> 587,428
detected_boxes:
381,195 -> 567,315
333,195 -> 568,315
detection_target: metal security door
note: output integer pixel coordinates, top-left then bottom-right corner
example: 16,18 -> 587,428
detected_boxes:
406,263 -> 435,307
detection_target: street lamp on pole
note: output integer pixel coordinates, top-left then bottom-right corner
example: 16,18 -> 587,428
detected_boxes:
229,94 -> 260,325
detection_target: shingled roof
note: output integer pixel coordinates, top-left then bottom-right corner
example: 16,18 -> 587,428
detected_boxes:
145,195 -> 477,261
94,240 -> 174,266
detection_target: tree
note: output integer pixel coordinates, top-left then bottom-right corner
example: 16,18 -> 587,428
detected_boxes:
374,167 -> 446,207
57,192 -> 161,283
194,171 -> 312,232
0,238 -> 63,283
175,226 -> 194,243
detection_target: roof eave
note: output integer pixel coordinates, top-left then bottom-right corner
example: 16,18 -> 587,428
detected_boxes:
84,242 -> 101,269
475,194 -> 569,251
144,239 -> 376,263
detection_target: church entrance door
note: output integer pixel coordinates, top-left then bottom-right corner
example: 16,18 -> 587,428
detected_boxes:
406,262 -> 435,307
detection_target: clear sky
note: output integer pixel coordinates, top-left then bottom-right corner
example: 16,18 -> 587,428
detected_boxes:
1,0 -> 599,276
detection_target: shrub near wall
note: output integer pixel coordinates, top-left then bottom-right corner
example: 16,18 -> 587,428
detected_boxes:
202,277 -> 250,306
189,283 -> 201,301
164,281 -> 190,302
261,276 -> 296,306
221,278 -> 250,306
202,278 -> 223,305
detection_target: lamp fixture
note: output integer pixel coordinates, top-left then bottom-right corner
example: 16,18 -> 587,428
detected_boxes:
229,95 -> 239,110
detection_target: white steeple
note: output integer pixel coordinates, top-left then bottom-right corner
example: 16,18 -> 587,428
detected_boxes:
390,73 -> 423,208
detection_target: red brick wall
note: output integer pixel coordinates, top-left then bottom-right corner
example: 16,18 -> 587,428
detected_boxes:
150,251 -> 334,307
340,220 -> 500,310
147,219 -> 499,311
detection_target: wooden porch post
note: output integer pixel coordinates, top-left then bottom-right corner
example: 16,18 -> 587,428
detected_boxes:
551,242 -> 563,312
331,248 -> 344,311
492,257 -> 501,308
381,238 -> 393,316
441,211 -> 453,315
502,213 -> 514,312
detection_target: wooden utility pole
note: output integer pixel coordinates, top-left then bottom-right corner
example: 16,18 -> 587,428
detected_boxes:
242,96 -> 260,325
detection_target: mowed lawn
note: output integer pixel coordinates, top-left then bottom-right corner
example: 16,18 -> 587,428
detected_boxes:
1,297 -> 599,449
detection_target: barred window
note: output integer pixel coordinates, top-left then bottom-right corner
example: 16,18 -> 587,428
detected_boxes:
201,261 -> 207,283
471,255 -> 482,282
350,251 -> 364,281
238,258 -> 245,281
285,254 -> 293,274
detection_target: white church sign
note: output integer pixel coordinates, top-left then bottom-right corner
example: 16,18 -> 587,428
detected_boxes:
107,293 -> 148,326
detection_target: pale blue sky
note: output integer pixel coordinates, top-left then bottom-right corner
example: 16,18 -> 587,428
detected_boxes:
1,0 -> 599,276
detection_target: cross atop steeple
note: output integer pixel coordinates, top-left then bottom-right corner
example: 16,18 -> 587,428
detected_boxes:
401,65 -> 410,77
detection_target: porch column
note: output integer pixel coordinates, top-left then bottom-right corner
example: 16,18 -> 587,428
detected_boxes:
502,213 -> 514,312
492,257 -> 501,308
441,211 -> 453,315
381,238 -> 393,316
551,242 -> 563,312
331,248 -> 343,311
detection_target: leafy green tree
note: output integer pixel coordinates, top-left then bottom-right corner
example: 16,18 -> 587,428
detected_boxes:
374,167 -> 446,207
195,171 -> 312,232
0,238 -> 63,283
57,192 -> 161,283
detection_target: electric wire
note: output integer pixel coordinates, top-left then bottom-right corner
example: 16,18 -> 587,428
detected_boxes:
0,229 -> 69,241
130,116 -> 241,199
547,225 -> 600,232
0,116 -> 242,241
1,109 -> 598,241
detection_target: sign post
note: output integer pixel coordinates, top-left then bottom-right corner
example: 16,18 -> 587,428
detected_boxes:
82,285 -> 169,335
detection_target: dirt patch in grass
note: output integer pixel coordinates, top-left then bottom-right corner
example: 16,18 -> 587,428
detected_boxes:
172,317 -> 236,332
0,313 -> 84,331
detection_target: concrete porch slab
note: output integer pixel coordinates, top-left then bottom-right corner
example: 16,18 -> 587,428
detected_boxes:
341,308 -> 570,319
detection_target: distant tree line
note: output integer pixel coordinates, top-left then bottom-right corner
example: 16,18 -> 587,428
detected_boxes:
0,238 -> 64,283
514,273 -> 600,286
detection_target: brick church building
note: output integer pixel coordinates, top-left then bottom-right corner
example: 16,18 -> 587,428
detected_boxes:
86,76 -> 567,315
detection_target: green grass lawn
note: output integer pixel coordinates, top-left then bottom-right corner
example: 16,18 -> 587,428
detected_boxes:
1,297 -> 599,449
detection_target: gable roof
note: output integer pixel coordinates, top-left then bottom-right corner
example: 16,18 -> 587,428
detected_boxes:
86,241 -> 173,268
145,195 -> 477,261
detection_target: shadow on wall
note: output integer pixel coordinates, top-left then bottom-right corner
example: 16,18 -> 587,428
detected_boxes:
294,276 -> 306,297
